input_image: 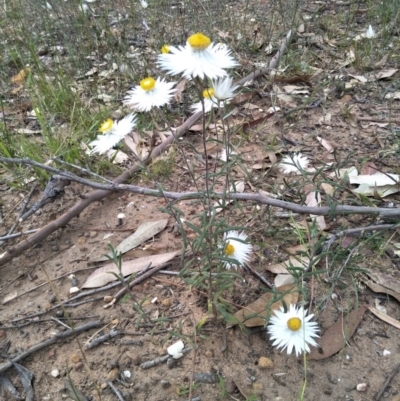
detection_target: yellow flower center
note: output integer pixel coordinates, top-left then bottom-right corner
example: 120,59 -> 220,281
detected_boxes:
187,33 -> 211,50
287,317 -> 302,331
99,118 -> 113,133
225,243 -> 235,256
140,77 -> 156,91
161,44 -> 170,54
202,88 -> 214,99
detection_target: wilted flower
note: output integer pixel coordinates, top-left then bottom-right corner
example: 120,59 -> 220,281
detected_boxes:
279,153 -> 309,174
366,25 -> 376,39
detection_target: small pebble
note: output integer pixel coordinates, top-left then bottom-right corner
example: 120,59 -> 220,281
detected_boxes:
56,310 -> 64,318
48,349 -> 56,359
70,353 -> 80,364
89,231 -> 98,238
100,382 -> 108,390
357,383 -> 368,392
74,362 -> 83,371
252,382 -> 264,396
204,349 -> 213,358
68,274 -> 79,286
167,357 -> 178,369
69,286 -> 79,295
51,369 -> 60,378
104,295 -> 113,303
125,352 -> 141,366
258,356 -> 273,370
48,294 -> 57,304
123,370 -> 131,379
161,379 -> 170,389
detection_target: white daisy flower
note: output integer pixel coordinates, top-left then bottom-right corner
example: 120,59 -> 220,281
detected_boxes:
89,114 -> 137,155
223,231 -> 252,269
191,77 -> 238,114
124,77 -> 176,112
157,32 -> 239,80
267,304 -> 319,357
366,25 -> 376,39
279,153 -> 309,174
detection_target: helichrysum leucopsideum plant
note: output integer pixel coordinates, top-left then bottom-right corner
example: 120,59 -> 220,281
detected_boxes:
88,31 -> 320,357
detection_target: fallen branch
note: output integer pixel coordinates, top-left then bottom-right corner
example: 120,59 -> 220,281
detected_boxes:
375,363 -> 400,401
2,159 -> 400,218
0,321 -> 101,374
0,30 -> 294,267
85,329 -> 118,350
106,380 -> 126,401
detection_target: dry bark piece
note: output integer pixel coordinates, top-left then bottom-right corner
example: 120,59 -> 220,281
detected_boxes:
230,284 -> 299,328
308,305 -> 368,360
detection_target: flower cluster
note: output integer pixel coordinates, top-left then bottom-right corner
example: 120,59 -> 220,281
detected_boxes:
85,29 -> 322,359
88,32 -> 238,155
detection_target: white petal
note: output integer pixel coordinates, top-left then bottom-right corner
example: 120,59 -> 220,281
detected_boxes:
167,340 -> 184,359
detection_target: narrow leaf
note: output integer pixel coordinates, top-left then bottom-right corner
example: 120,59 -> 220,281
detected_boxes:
96,219 -> 168,261
83,250 -> 180,288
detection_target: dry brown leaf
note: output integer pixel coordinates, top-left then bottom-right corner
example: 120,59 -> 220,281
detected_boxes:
83,250 -> 180,288
308,305 -> 368,360
364,271 -> 400,297
124,135 -> 138,157
229,284 -> 299,328
188,124 -> 205,132
95,219 -> 169,262
385,92 -> 400,100
375,69 -> 398,80
231,92 -> 254,105
344,111 -> 358,128
266,151 -> 278,164
305,189 -> 326,231
2,291 -> 18,305
11,67 -> 31,85
174,78 -> 187,103
265,255 -> 309,274
274,274 -> 295,287
360,161 -> 378,175
320,183 -> 334,196
368,306 -> 400,329
282,85 -> 309,94
316,136 -> 334,153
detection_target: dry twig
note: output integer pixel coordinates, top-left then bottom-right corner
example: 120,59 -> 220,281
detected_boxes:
0,321 -> 101,374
